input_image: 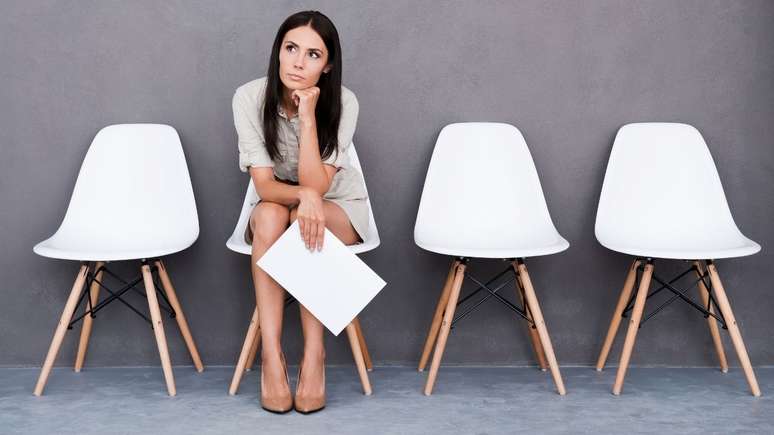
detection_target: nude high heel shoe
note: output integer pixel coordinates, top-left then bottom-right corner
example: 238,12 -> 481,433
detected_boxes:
294,355 -> 326,414
260,352 -> 293,414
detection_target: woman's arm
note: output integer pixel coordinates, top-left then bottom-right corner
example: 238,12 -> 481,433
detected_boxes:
289,86 -> 358,251
298,120 -> 338,194
249,167 -> 305,206
249,166 -> 329,251
294,87 -> 336,194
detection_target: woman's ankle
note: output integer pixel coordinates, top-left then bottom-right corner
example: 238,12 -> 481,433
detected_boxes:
261,345 -> 284,362
302,347 -> 326,362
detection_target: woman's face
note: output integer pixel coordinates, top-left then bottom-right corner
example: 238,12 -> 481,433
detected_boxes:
278,25 -> 330,91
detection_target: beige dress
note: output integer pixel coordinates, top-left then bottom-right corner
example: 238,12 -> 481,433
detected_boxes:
232,77 -> 369,243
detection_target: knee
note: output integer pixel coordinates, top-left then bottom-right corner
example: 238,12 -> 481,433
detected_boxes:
250,202 -> 290,246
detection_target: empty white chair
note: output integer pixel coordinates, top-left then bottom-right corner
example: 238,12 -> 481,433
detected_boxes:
415,122 -> 568,395
594,122 -> 761,396
226,142 -> 379,396
33,124 -> 203,396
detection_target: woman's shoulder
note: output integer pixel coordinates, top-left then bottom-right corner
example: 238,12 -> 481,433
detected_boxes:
341,84 -> 357,102
234,76 -> 268,103
340,84 -> 358,111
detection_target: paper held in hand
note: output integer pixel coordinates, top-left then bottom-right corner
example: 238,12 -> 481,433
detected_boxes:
256,221 -> 386,336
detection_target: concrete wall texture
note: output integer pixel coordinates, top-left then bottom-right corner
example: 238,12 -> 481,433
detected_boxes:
1,1 -> 773,368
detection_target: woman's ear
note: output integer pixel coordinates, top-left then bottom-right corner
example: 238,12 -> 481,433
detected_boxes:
323,65 -> 332,74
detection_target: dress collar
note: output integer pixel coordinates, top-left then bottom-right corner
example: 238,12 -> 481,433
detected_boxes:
277,104 -> 298,121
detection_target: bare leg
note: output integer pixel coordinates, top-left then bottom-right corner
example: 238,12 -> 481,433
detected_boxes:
291,201 -> 360,399
250,201 -> 291,400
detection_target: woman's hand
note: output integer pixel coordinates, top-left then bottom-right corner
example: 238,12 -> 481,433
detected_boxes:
291,87 -> 320,127
296,186 -> 326,252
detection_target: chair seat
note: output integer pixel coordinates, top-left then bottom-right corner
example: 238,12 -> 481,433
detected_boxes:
415,236 -> 569,259
33,124 -> 199,262
33,233 -> 197,261
226,231 -> 379,256
414,123 -> 569,260
594,123 -> 761,261
596,235 -> 760,260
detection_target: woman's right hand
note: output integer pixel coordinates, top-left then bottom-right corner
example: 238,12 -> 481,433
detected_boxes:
296,187 -> 326,252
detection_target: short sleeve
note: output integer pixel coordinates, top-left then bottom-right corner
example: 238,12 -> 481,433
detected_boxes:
232,88 -> 274,172
322,88 -> 359,168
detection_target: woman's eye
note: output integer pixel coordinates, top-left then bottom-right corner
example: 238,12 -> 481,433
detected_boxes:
285,45 -> 296,52
309,52 -> 319,59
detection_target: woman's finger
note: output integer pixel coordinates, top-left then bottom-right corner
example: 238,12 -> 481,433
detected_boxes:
316,220 -> 325,251
307,219 -> 317,251
298,216 -> 306,245
306,218 -> 317,250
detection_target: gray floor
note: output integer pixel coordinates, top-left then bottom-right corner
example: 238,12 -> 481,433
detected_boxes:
1,366 -> 772,434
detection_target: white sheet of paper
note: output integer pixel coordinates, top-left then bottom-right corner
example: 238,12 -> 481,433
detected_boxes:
256,221 -> 386,336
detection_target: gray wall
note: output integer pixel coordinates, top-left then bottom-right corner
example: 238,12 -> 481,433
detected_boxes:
2,1 -> 773,369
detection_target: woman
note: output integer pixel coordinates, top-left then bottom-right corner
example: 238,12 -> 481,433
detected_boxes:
231,11 -> 368,414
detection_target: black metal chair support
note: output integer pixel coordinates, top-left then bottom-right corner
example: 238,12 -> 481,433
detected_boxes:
447,257 -> 535,330
66,259 -> 178,330
620,259 -> 728,329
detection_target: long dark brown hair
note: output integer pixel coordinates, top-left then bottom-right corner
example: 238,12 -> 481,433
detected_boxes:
262,11 -> 343,162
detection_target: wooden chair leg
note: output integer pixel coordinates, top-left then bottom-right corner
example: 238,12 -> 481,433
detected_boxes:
34,264 -> 90,396
74,262 -> 104,372
596,259 -> 641,371
424,262 -> 466,396
706,262 -> 761,397
353,317 -> 373,371
244,322 -> 261,372
345,322 -> 373,395
418,259 -> 458,372
515,261 -> 566,395
515,275 -> 548,371
229,307 -> 260,395
694,261 -> 729,373
612,261 -> 653,395
141,264 -> 176,396
155,260 -> 204,373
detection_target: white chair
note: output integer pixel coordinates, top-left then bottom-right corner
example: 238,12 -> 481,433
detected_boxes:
33,124 -> 203,396
415,122 -> 569,395
226,142 -> 379,396
594,122 -> 761,396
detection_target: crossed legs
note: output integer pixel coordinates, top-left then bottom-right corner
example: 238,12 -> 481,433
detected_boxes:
249,200 -> 361,401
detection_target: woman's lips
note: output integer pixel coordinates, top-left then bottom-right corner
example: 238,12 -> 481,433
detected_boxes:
288,73 -> 304,81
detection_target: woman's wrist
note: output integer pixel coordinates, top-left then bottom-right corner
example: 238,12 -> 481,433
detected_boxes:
296,185 -> 317,201
299,116 -> 316,132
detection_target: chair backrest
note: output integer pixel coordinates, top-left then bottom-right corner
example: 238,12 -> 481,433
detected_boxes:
595,122 -> 747,251
343,145 -> 380,246
414,122 -> 563,253
52,124 -> 199,251
228,142 -> 379,252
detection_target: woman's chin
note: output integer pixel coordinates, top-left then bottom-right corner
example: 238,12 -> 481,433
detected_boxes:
280,78 -> 309,90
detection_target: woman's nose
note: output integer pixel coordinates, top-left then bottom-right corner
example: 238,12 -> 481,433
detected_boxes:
293,53 -> 304,69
